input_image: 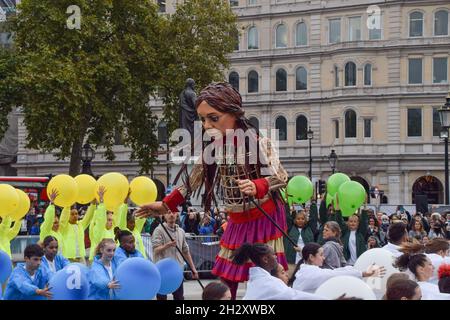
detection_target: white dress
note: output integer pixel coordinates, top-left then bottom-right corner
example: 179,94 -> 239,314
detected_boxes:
292,264 -> 362,294
426,253 -> 450,285
243,267 -> 327,300
382,242 -> 403,258
418,281 -> 450,300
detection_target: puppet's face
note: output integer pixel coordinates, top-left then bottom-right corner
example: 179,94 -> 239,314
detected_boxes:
197,101 -> 237,136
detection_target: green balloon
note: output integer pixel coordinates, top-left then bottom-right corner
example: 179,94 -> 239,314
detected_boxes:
327,173 -> 350,197
287,175 -> 313,204
337,181 -> 366,217
325,193 -> 334,207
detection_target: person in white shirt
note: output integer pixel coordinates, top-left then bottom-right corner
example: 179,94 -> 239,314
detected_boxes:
291,243 -> 384,294
396,239 -> 450,285
232,242 -> 326,300
394,252 -> 450,300
382,222 -> 408,258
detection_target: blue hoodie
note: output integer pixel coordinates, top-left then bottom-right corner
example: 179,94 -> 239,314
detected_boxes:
3,263 -> 50,300
41,254 -> 70,278
88,257 -> 118,300
114,246 -> 144,267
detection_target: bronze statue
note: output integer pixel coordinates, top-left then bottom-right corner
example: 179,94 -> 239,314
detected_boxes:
179,78 -> 198,137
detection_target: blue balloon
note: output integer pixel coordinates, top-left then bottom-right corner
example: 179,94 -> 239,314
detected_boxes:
49,264 -> 89,300
67,263 -> 89,278
0,250 -> 12,284
156,258 -> 184,295
115,257 -> 161,300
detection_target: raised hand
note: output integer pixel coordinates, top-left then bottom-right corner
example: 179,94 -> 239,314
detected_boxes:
97,186 -> 107,203
49,188 -> 59,204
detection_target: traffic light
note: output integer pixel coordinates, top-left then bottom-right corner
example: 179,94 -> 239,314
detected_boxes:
318,180 -> 326,195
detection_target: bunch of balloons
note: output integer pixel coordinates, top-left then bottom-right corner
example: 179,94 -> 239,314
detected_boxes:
0,184 -> 31,222
45,173 -> 158,211
325,173 -> 366,217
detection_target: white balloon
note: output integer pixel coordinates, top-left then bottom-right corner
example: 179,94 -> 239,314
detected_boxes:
354,248 -> 399,297
315,275 -> 376,300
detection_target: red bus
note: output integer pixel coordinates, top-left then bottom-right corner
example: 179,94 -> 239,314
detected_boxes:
0,176 -> 50,205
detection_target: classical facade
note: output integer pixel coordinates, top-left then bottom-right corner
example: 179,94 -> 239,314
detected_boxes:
4,0 -> 450,204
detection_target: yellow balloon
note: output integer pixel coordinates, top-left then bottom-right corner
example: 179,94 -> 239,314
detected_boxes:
75,174 -> 97,204
95,172 -> 129,211
10,189 -> 31,221
130,176 -> 158,206
47,174 -> 78,207
0,184 -> 20,217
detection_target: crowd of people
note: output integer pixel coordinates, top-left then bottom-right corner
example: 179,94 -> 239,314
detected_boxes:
2,82 -> 450,301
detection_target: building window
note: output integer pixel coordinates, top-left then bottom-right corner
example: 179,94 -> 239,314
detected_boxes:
329,18 -> 341,44
364,64 -> 372,86
275,116 -> 287,141
276,68 -> 287,91
249,117 -> 259,131
296,115 -> 308,140
409,11 -> 424,37
158,0 -> 166,13
248,71 -> 259,93
296,67 -> 307,90
433,57 -> 448,84
334,120 -> 339,139
158,121 -> 167,144
364,119 -> 372,138
334,65 -> 339,87
345,109 -> 357,138
433,107 -> 441,137
276,24 -> 288,48
348,17 -> 361,41
434,10 -> 449,36
407,108 -> 422,137
369,14 -> 382,40
408,58 -> 423,84
248,0 -> 257,5
345,62 -> 357,86
230,0 -> 239,7
248,26 -> 258,49
296,22 -> 307,46
229,72 -> 239,91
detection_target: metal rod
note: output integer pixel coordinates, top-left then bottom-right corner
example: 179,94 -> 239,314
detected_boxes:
445,137 -> 449,205
157,217 -> 205,290
249,198 -> 298,247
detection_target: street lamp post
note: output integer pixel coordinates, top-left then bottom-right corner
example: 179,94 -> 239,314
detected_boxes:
81,143 -> 95,177
307,127 -> 313,180
328,149 -> 338,174
438,92 -> 450,205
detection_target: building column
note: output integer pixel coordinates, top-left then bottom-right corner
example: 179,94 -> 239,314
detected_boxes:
388,173 -> 401,204
403,171 -> 409,204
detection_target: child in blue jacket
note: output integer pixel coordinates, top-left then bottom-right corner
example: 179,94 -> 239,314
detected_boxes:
114,228 -> 144,266
88,238 -> 120,300
41,235 -> 70,278
4,244 -> 52,300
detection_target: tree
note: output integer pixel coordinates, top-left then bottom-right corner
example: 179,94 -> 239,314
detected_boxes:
158,0 -> 238,133
0,0 -> 238,175
10,0 -> 163,175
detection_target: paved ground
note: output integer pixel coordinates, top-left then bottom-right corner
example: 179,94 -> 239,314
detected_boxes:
168,279 -> 247,300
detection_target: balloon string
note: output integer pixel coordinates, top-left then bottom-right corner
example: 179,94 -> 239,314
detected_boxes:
156,217 -> 205,290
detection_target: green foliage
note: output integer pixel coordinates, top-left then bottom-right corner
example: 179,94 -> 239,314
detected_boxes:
159,0 -> 238,133
0,0 -> 238,175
